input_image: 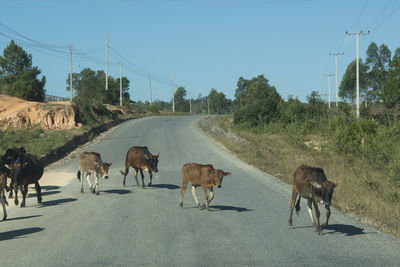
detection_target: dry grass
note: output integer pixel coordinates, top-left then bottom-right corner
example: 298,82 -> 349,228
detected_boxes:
201,116 -> 400,239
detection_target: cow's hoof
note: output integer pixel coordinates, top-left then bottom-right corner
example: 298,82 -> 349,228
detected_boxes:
321,223 -> 328,228
20,203 -> 25,208
14,199 -> 18,206
96,192 -> 100,195
122,183 -> 126,187
206,208 -> 212,212
38,197 -> 42,203
147,183 -> 152,187
180,203 -> 183,208
2,215 -> 7,221
80,189 -> 84,193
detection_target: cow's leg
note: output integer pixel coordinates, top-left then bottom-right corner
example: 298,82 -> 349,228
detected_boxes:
191,186 -> 201,209
93,173 -> 99,195
148,170 -> 153,187
307,199 -> 321,234
202,186 -> 211,211
139,169 -> 145,188
322,206 -> 331,228
122,166 -> 129,186
0,193 -> 7,221
80,170 -> 85,193
288,187 -> 298,228
179,180 -> 188,208
35,181 -> 42,203
8,181 -> 13,199
208,187 -> 214,204
312,198 -> 321,228
86,174 -> 93,193
20,185 -> 28,207
134,168 -> 139,187
13,186 -> 18,206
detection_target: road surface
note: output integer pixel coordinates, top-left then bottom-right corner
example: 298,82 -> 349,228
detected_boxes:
1,115 -> 399,266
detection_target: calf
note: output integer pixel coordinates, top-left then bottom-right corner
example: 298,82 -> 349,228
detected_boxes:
120,146 -> 159,188
179,163 -> 231,211
7,153 -> 44,207
77,152 -> 112,195
288,164 -> 336,234
1,147 -> 27,198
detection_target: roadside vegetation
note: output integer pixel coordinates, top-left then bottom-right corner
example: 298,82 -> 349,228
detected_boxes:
200,42 -> 400,238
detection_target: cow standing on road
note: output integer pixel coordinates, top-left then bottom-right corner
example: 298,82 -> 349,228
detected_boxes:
288,164 -> 337,234
120,146 -> 159,188
77,152 -> 112,195
7,153 -> 44,207
180,163 -> 231,211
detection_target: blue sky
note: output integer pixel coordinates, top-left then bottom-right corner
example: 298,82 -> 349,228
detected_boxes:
1,0 -> 399,103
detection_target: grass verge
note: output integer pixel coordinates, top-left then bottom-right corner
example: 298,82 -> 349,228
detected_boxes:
199,115 -> 400,239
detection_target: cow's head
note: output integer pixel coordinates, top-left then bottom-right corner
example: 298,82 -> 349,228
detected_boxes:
96,162 -> 112,179
6,160 -> 29,187
213,169 -> 231,188
311,180 -> 337,208
144,153 -> 159,173
2,147 -> 27,165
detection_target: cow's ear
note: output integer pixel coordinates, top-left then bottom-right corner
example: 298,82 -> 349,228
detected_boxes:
4,164 -> 11,170
143,154 -> 150,160
310,181 -> 322,189
22,162 -> 29,168
107,163 -> 112,167
155,153 -> 159,158
224,172 -> 231,176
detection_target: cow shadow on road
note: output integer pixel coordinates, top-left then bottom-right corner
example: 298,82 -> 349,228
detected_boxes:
324,224 -> 369,236
0,227 -> 44,241
148,184 -> 180,190
210,205 -> 254,212
103,189 -> 132,195
6,215 -> 42,222
28,190 -> 61,198
37,198 -> 77,208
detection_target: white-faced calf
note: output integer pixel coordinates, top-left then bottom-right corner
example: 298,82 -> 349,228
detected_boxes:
77,152 -> 112,195
180,163 -> 231,211
288,164 -> 336,234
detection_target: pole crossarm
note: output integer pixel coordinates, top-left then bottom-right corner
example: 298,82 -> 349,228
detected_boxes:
329,52 -> 344,108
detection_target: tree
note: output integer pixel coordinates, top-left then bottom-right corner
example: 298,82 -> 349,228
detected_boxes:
381,49 -> 400,108
234,75 -> 282,127
208,88 -> 231,114
0,40 -> 46,101
174,86 -> 187,112
365,42 -> 391,102
66,68 -> 130,105
339,59 -> 368,104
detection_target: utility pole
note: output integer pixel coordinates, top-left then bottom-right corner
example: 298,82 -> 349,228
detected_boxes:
171,73 -> 175,112
324,74 -> 334,109
207,97 -> 210,115
346,31 -> 370,119
120,61 -> 122,107
148,74 -> 152,106
329,52 -> 344,108
189,91 -> 192,114
69,44 -> 73,101
105,34 -> 108,91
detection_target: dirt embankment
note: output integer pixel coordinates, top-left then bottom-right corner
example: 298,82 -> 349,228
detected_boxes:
0,94 -> 79,129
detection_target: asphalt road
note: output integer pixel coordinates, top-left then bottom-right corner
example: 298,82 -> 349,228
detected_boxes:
1,115 -> 399,266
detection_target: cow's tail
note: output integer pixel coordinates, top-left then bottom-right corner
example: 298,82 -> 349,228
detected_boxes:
77,170 -> 81,181
295,196 -> 301,215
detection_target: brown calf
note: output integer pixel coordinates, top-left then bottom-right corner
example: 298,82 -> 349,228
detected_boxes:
120,146 -> 159,188
179,163 -> 231,211
77,152 -> 112,195
288,164 -> 337,234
